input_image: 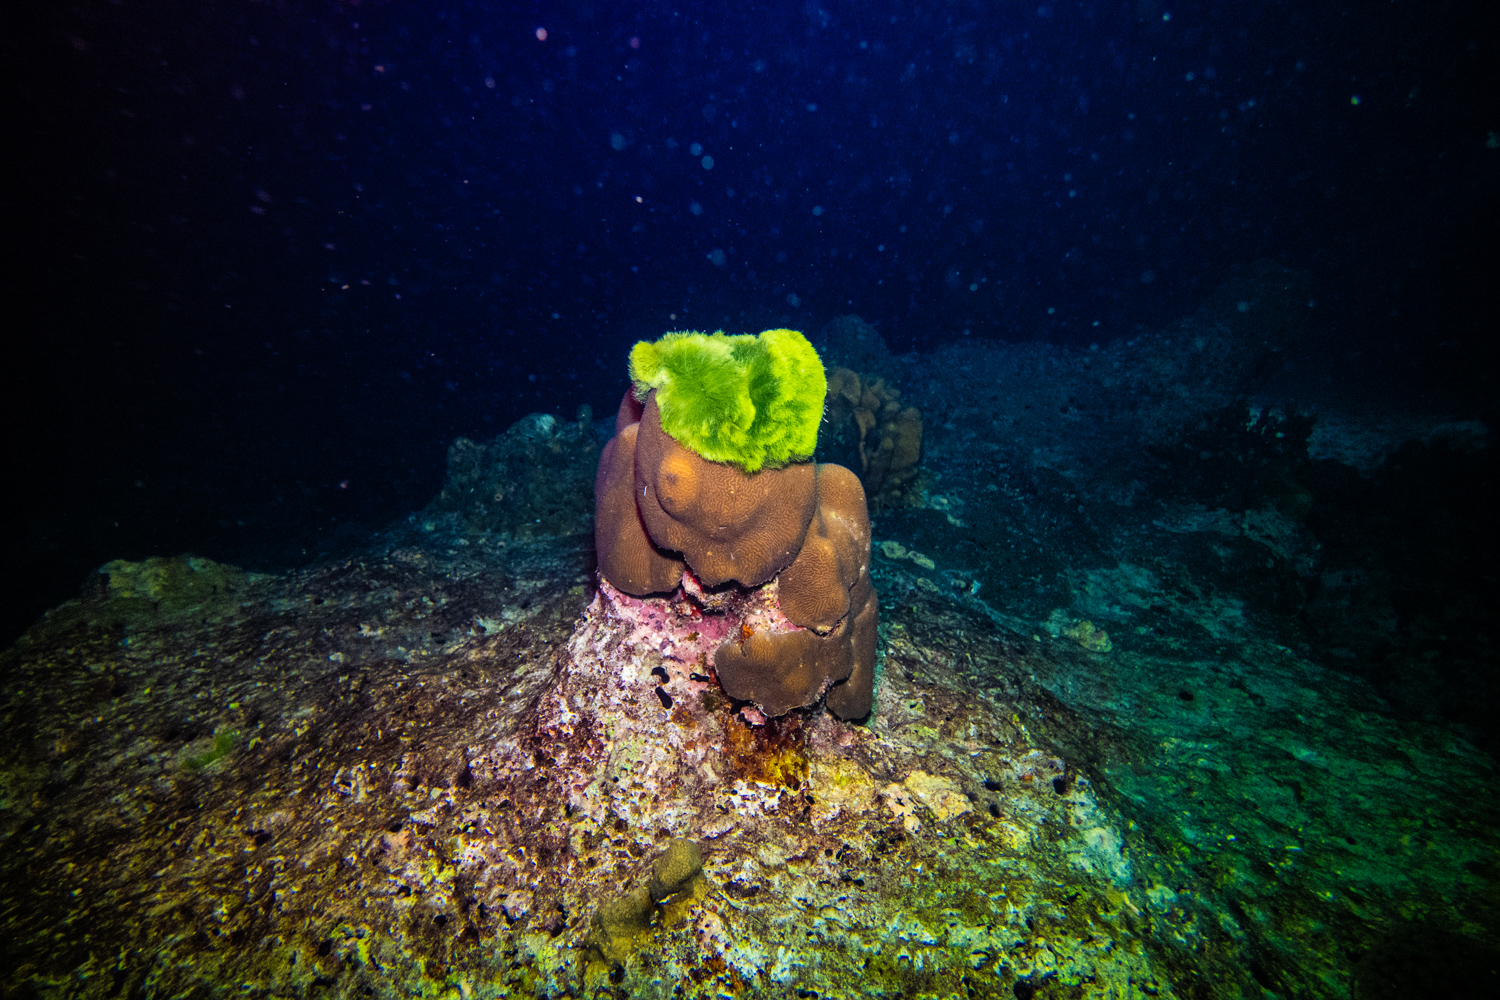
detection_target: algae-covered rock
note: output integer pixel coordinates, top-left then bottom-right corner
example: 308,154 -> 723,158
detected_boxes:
1046,609 -> 1114,653
99,554 -> 252,611
903,770 -> 972,822
1063,619 -> 1112,653
647,837 -> 702,902
588,886 -> 656,962
79,555 -> 260,630
180,728 -> 240,772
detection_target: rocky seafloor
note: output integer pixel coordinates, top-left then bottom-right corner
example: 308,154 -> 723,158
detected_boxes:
3,265 -> 1497,999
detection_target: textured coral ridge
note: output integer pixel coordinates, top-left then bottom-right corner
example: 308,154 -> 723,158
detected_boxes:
596,331 -> 876,719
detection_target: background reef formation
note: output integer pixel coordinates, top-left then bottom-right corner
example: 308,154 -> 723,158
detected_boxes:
1,407 -> 1492,998
812,315 -> 928,512
594,330 -> 877,720
0,536 -> 1176,1000
821,366 -> 925,513
430,410 -> 599,538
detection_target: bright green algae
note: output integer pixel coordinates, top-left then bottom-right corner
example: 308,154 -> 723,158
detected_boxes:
628,328 -> 826,472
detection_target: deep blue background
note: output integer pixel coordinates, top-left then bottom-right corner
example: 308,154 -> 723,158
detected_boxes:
6,0 -> 1497,642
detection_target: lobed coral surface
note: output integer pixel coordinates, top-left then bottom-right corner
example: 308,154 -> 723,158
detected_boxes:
596,330 -> 877,720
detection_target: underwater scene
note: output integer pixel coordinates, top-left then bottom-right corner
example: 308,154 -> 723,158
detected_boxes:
5,2 -> 1497,998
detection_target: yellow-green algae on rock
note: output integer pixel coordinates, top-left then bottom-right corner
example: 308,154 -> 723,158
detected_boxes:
98,554 -> 262,617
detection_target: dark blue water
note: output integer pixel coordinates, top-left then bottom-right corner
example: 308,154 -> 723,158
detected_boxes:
8,0 -> 1496,645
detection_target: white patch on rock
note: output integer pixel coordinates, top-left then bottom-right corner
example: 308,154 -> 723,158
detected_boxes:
904,770 -> 972,821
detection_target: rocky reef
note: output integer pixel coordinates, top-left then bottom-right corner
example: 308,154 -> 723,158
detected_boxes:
0,521 -> 1160,999
2,273 -> 1497,999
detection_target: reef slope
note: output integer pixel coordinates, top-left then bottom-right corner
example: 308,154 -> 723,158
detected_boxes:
4,288 -> 1497,998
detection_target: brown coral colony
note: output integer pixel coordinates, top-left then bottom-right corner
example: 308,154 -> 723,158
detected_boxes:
594,388 -> 876,720
825,366 -> 923,509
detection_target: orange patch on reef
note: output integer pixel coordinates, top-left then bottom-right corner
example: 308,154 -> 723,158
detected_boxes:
719,712 -> 809,790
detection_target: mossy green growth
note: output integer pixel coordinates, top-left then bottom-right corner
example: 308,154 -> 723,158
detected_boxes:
182,729 -> 240,772
629,328 -> 826,473
96,555 -> 260,629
